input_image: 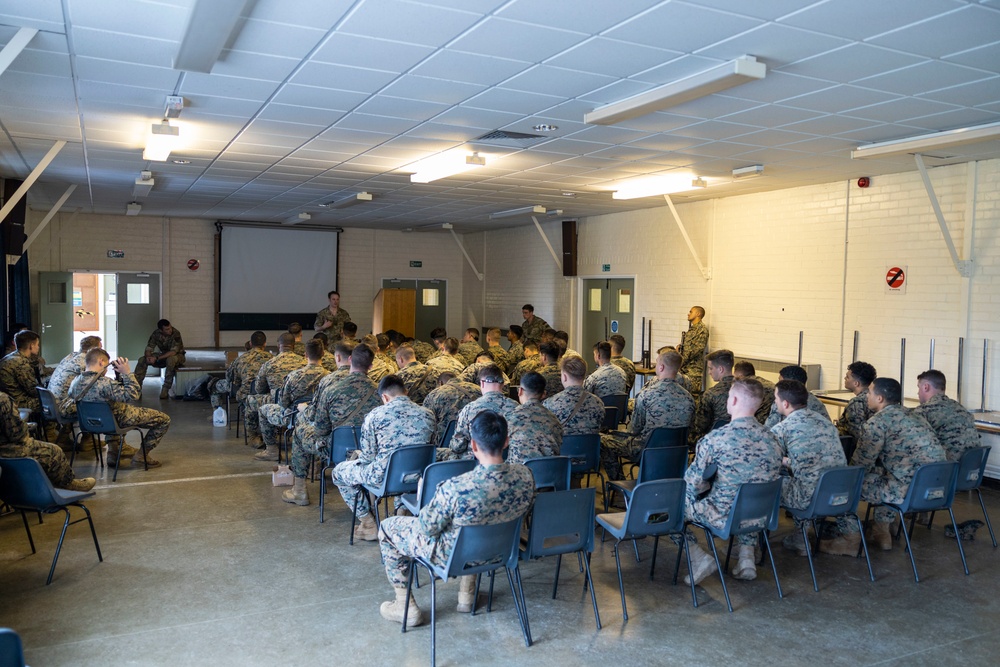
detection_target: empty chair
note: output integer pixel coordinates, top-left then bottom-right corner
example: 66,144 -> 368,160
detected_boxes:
620,426 -> 688,479
37,387 -> 91,466
601,393 -> 628,425
524,456 -> 572,492
595,479 -> 696,619
0,627 -> 26,667
350,444 -> 436,545
438,420 -> 458,450
689,479 -> 784,613
839,435 -> 857,462
0,458 -> 103,585
605,445 -> 687,511
403,517 -> 531,666
601,406 -> 619,432
75,401 -> 146,482
520,487 -> 601,629
320,425 -> 361,523
864,460 -> 967,582
952,446 -> 996,547
400,458 -> 477,516
560,434 -> 605,492
784,466 -> 874,592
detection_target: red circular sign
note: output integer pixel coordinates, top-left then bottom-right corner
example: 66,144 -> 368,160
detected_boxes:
886,267 -> 905,288
187,259 -> 200,271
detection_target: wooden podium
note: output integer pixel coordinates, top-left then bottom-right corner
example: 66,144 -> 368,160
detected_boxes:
372,288 -> 416,337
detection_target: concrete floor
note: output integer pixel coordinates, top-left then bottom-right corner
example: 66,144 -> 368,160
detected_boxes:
2,384 -> 1000,666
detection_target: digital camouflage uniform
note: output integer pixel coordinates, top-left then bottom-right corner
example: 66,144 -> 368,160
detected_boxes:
244,351 -> 304,440
291,371 -> 381,478
746,375 -> 776,424
836,388 -> 874,441
521,316 -> 549,345
0,351 -> 42,413
764,392 -> 831,429
211,348 -> 274,409
544,386 -> 605,436
332,395 -> 436,517
506,341 -> 524,368
292,341 -> 306,357
457,363 -> 511,388
396,361 -> 441,405
447,392 -> 518,460
319,351 -> 339,372
314,307 -> 352,350
610,356 -> 636,393
680,417 -> 782,547
678,322 -> 708,393
427,353 -> 466,377
840,404 -> 945,531
509,357 -> 543,386
691,375 -> 734,442
48,351 -> 87,403
134,327 -> 186,391
910,393 -> 979,462
487,344 -> 511,374
423,381 -> 481,444
379,463 -> 535,587
69,370 -> 171,455
506,399 -> 562,464
771,407 -> 846,513
601,378 -> 695,480
410,340 -> 436,364
377,351 -> 399,374
537,363 -> 564,398
583,363 -> 628,398
368,355 -> 393,384
457,341 -> 483,367
0,391 -> 75,487
259,364 -> 329,449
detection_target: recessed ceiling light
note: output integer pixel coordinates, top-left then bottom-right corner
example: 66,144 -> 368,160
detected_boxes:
532,124 -> 558,132
171,159 -> 190,164
561,192 -> 577,197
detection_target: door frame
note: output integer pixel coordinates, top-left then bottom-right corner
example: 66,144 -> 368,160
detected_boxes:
65,269 -> 163,360
575,273 -> 639,358
381,277 -> 449,338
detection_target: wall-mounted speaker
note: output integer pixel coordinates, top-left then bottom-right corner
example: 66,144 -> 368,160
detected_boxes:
562,220 -> 577,277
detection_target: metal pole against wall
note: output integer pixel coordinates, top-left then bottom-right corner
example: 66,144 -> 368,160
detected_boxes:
929,338 -> 935,370
900,338 -> 906,397
797,331 -> 803,367
852,331 -> 859,363
982,339 -> 989,412
957,337 -> 965,405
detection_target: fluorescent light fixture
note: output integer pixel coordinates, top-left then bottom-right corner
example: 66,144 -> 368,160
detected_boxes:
545,209 -> 564,217
585,56 -> 766,125
409,151 -> 486,183
489,205 -> 546,220
164,95 -> 184,119
132,171 -> 154,198
143,120 -> 179,161
283,212 -> 311,226
319,192 -> 373,209
611,172 -> 704,200
851,120 -> 1000,159
126,202 -> 142,216
732,164 -> 764,179
174,0 -> 251,73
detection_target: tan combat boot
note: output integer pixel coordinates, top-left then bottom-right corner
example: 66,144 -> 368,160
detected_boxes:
282,477 -> 309,505
456,575 -> 482,613
732,544 -> 758,581
65,477 -> 97,492
380,586 -> 424,627
354,513 -> 378,541
819,531 -> 862,556
683,543 -> 719,585
248,434 -> 264,449
159,385 -> 170,399
867,521 -> 893,551
254,445 -> 279,462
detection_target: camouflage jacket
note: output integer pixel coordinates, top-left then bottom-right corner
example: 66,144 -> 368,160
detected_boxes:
521,316 -> 549,344
543,385 -> 605,435
630,377 -> 695,446
320,351 -> 339,372
487,344 -> 511,374
427,354 -> 466,376
458,363 -> 511,388
314,307 -> 352,347
678,322 -> 708,379
692,375 -> 734,441
410,340 -> 437,364
144,328 -> 184,356
47,351 -> 86,401
610,356 -> 636,391
423,381 -> 482,443
853,404 -> 945,485
0,391 -> 29,445
451,392 -> 519,457
771,407 -> 846,507
506,341 -> 524,368
254,351 -> 305,397
376,351 -> 399,374
68,370 -> 140,417
0,351 -> 41,409
509,357 -> 543,385
457,341 -> 483,367
583,363 -> 628,398
277,364 -> 328,409
765,392 -> 831,429
230,349 -> 273,402
910,394 -> 980,462
836,389 -> 874,441
746,374 -> 776,424
507,399 -> 562,464
537,363 -> 564,398
357,396 -> 436,478
367,355 -> 393,384
306,371 -> 381,439
396,361 -> 441,405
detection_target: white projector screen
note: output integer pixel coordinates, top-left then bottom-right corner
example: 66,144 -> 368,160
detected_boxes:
220,225 -> 338,313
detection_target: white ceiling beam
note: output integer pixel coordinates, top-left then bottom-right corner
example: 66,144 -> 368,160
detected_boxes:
23,184 -> 77,252
0,140 -> 67,224
0,27 -> 38,77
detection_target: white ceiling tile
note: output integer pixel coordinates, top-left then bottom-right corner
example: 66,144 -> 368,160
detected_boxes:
683,0 -> 824,21
920,76 -> 1000,106
228,19 -> 326,60
338,0 -> 481,47
381,75 -> 485,105
311,33 -> 434,72
606,2 -> 763,53
0,0 -> 65,32
726,128 -> 816,147
777,44 -> 924,84
246,119 -> 325,138
869,5 -> 1000,58
779,0 -> 965,40
902,107 -> 1000,130
721,104 -> 818,128
74,56 -> 179,89
547,37 -> 680,78
497,0 -> 663,34
855,61 -> 993,96
411,49 -> 529,85
356,95 -> 450,121
69,28 -> 176,67
781,114 -> 880,135
182,73 -> 279,102
665,94 -> 763,120
696,23 -> 850,66
1,71 -> 74,100
670,120 -> 761,141
430,106 -> 522,130
246,0 -> 354,29
944,40 -> 1000,74
68,0 -> 190,40
782,85 -> 901,114
291,62 -> 398,94
270,86 -> 368,112
335,113 -> 419,134
448,17 -> 587,62
502,65 -> 616,98
213,50 -> 299,83
183,96 -> 262,117
576,79 -> 656,105
845,97 -> 959,123
404,122 -> 483,142
567,125 -> 646,145
464,87 -> 561,115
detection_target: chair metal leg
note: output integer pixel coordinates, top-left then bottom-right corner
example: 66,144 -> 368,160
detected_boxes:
112,435 -> 126,482
761,531 -> 783,599
650,535 -> 659,579
975,489 -> 998,548
703,528 -> 733,613
681,534 -> 698,608
612,541 -> 627,620
633,536 -> 641,563
552,554 -> 562,599
430,573 -> 437,667
801,522 -> 819,593
895,509 -> 920,582
349,487 -> 362,545
81,504 -> 103,562
319,467 -> 327,524
854,515 -> 875,582
947,508 -> 970,576
724,536 -> 734,572
402,563 -> 417,634
673,535 -> 683,585
511,565 -> 532,646
45,507 -> 73,585
581,550 -> 601,629
19,510 -> 36,553
487,571 -> 496,612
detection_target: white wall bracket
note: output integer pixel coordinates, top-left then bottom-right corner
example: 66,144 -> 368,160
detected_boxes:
445,224 -> 483,281
914,153 -> 973,278
664,194 -> 711,280
530,215 -> 564,273
0,140 -> 67,225
0,27 -> 38,78
23,183 -> 77,252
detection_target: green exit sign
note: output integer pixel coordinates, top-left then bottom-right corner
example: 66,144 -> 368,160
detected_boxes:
409,260 -> 422,268
602,264 -> 611,272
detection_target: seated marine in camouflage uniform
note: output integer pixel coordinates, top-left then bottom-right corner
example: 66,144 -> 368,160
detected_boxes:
484,328 -> 510,374
311,333 -> 340,372
509,342 -> 542,386
362,334 -> 394,384
536,342 -> 564,398
422,373 -> 481,445
733,361 -> 776,425
329,374 -> 437,539
377,410 -> 535,626
210,332 -> 272,409
243,334 -> 304,449
584,341 -> 628,398
769,379 -> 846,556
608,334 -> 636,394
426,337 -> 467,377
69,349 -> 171,468
836,361 -> 877,442
505,325 -> 525,368
46,335 -> 102,447
314,290 -> 351,352
690,349 -> 736,443
255,340 -> 329,462
445,365 -> 517,460
457,350 -> 511,388
394,345 -> 441,405
375,334 -> 399,375
912,369 -> 979,462
133,319 -> 186,399
506,371 -> 562,464
457,329 -> 483,367
763,365 -> 830,429
543,355 -> 605,436
0,330 -> 46,420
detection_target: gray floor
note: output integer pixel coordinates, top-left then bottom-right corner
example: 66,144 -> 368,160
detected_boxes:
3,384 -> 1000,666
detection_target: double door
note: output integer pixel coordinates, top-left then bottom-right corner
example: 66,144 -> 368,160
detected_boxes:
381,279 -> 447,339
581,278 -> 635,373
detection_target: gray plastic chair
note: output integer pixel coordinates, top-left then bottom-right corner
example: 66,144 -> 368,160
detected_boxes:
319,425 -> 360,524
523,456 -> 572,492
37,386 -> 92,466
606,445 -> 688,512
400,458 -> 476,515
0,627 -> 26,667
560,433 -> 605,491
350,444 -> 436,545
75,401 -> 146,482
927,446 -> 996,547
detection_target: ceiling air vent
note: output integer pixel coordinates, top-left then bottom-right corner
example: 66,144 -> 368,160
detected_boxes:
472,130 -> 548,148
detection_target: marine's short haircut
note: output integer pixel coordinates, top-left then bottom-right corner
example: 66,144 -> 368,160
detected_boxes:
692,306 -> 705,318
779,365 -> 808,384
871,377 -> 902,405
733,360 -> 756,377
542,328 -> 558,339
277,333 -> 296,348
520,371 -> 546,397
465,328 -> 480,341
917,369 -> 947,392
731,377 -> 764,408
593,341 -> 612,361
470,410 -> 508,456
609,334 -> 626,354
522,304 -> 534,313
157,319 -> 171,330
657,350 -> 681,373
442,337 -> 460,354
376,333 -> 389,350
429,327 -> 447,341
342,321 -> 358,336
554,330 -> 569,344
250,331 -> 267,347
487,327 -> 501,341
707,349 -> 734,370
478,364 -> 503,384
524,342 -> 539,353
847,361 -> 877,387
312,331 -> 329,345
378,374 -> 406,396
79,335 -> 102,352
437,372 -> 456,386
476,350 -> 495,363
539,341 -> 560,363
361,334 -> 377,347
396,344 -> 415,363
351,343 -> 375,370
287,322 -> 302,335
86,348 -> 110,366
775,379 -> 809,409
304,339 -> 324,361
559,354 -> 587,380
385,330 -> 405,347
327,290 -> 340,299
508,325 -> 523,338
334,340 -> 356,358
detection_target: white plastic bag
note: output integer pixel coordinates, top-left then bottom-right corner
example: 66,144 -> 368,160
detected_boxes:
213,406 -> 227,427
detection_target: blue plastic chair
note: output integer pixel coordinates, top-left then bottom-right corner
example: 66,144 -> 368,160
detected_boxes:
560,434 -> 605,491
864,460 -> 967,582
350,444 -> 436,545
438,419 -> 458,450
75,401 -> 146,482
403,516 -> 531,666
619,426 -> 689,479
0,627 -> 26,667
0,458 -> 103,585
606,445 -> 688,512
785,466 -> 874,591
37,386 -> 92,466
520,487 -> 601,629
523,456 -> 572,492
927,446 -> 996,547
319,425 -> 360,524
601,393 -> 628,425
400,458 -> 476,515
595,479 -> 696,619
690,478 -> 784,612
601,406 -> 619,432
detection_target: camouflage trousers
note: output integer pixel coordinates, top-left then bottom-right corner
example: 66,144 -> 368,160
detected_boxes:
379,515 -> 451,588
258,403 -> 291,448
290,421 -> 326,479
135,353 -> 186,389
114,404 -> 171,452
243,394 -> 274,439
600,432 -> 640,481
838,471 -> 904,532
331,459 -> 380,518
0,439 -> 75,488
671,483 -> 758,548
210,379 -> 231,409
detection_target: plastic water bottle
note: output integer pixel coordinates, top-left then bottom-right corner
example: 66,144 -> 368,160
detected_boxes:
213,406 -> 227,427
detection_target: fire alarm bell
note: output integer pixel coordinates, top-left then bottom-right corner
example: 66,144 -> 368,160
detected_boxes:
857,177 -> 871,188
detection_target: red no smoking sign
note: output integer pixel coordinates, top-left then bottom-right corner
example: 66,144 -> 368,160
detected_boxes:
885,266 -> 906,293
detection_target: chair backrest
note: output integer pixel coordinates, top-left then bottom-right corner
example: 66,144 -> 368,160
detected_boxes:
0,458 -> 63,511
645,426 -> 688,449
620,479 -> 687,538
438,419 -> 458,449
378,444 -> 437,496
601,406 -> 619,431
37,386 -> 67,424
602,393 -> 628,424
560,434 -> 601,474
524,456 -> 572,492
804,466 -> 865,518
839,435 -> 857,462
710,418 -> 729,432
522,487 -> 596,560
900,460 -> 959,513
956,446 -> 991,492
330,425 -> 360,465
718,479 -> 783,539
75,401 -> 119,436
636,446 -> 688,484
285,395 -> 313,429
0,627 -> 26,667
442,516 -> 523,579
417,459 -> 477,510
508,386 -> 519,400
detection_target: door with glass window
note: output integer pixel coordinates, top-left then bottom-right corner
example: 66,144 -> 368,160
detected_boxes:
382,279 -> 447,340
581,278 -> 634,373
117,272 -> 161,368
